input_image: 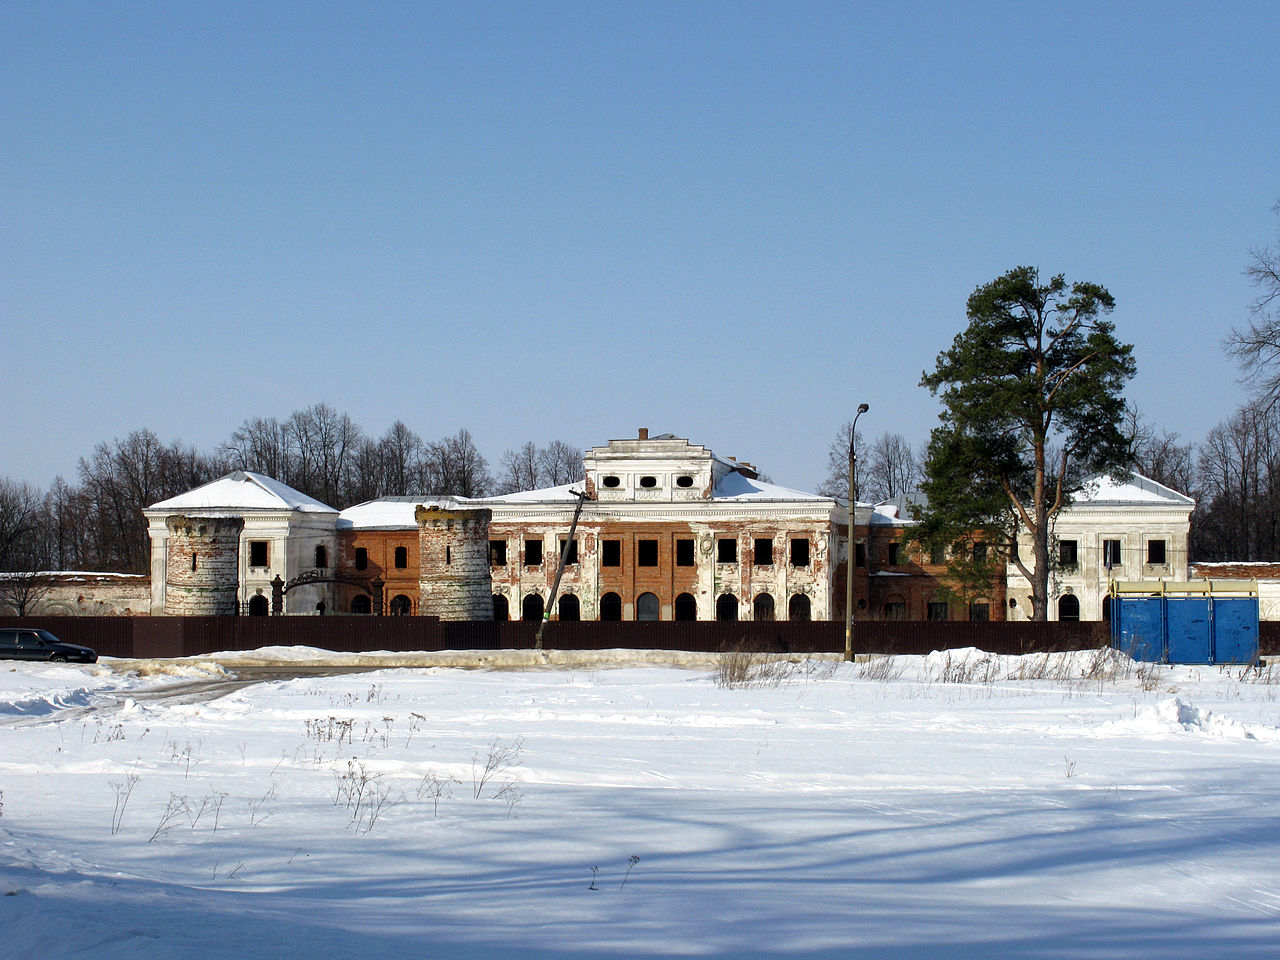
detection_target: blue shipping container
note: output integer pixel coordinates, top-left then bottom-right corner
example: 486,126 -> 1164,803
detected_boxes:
1111,595 -> 1258,664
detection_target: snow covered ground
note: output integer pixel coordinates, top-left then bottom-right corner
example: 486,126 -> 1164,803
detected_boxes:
3,647 -> 1280,959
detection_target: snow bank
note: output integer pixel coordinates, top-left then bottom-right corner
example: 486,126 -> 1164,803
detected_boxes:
1101,696 -> 1280,740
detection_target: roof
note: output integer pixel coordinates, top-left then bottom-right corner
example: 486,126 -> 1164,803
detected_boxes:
708,472 -> 830,502
338,496 -> 473,530
1074,473 -> 1195,507
147,471 -> 338,514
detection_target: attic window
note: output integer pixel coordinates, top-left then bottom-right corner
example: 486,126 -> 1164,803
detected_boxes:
676,475 -> 694,488
602,476 -> 621,488
639,476 -> 657,488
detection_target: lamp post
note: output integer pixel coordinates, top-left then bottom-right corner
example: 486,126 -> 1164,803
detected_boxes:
844,402 -> 869,662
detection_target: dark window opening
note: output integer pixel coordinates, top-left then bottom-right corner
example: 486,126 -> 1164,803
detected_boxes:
675,539 -> 695,566
490,540 -> 507,566
1147,540 -> 1167,565
446,545 -> 452,565
753,593 -> 775,621
525,540 -> 543,566
972,542 -> 988,564
788,594 -> 811,621
1103,539 -> 1122,567
492,594 -> 509,621
600,592 -> 622,621
754,538 -> 773,566
884,601 -> 906,620
602,539 -> 621,567
675,593 -> 697,621
855,542 -> 866,567
927,601 -> 948,621
716,594 -> 738,622
792,538 -> 811,567
250,541 -> 269,567
636,592 -> 660,621
676,475 -> 694,488
191,552 -> 197,571
522,593 -> 544,622
1058,594 -> 1080,621
886,541 -> 898,566
969,602 -> 990,622
639,476 -> 657,488
355,547 -> 368,571
394,546 -> 408,569
929,544 -> 945,565
351,594 -> 371,614
1059,539 -> 1078,568
602,475 -> 621,488
248,594 -> 269,616
314,545 -> 327,568
717,538 -> 737,564
637,540 -> 658,567
390,594 -> 411,616
559,538 -> 579,565
558,594 -> 581,621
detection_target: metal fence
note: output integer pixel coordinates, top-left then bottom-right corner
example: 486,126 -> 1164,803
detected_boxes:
3,615 -> 1121,660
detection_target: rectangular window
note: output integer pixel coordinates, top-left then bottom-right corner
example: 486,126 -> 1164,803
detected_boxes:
1103,539 -> 1122,567
602,539 -> 621,567
969,602 -> 990,622
972,542 -> 988,564
489,540 -> 507,566
1147,539 -> 1167,565
855,542 -> 866,567
929,544 -> 945,565
927,601 -> 949,621
754,538 -> 773,565
394,545 -> 408,569
525,539 -> 543,567
884,602 -> 906,620
717,538 -> 737,564
637,539 -> 658,567
675,539 -> 695,567
355,547 -> 368,571
559,538 -> 579,564
1059,539 -> 1078,568
886,541 -> 899,566
791,538 -> 810,567
249,540 -> 269,567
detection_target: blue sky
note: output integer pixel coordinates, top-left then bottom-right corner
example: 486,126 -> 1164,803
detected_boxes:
4,1 -> 1278,494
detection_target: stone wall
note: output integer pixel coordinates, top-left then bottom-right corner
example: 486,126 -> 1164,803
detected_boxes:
164,515 -> 244,616
416,506 -> 493,620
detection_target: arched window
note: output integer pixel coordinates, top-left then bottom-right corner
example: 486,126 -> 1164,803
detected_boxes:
492,594 -> 509,621
248,594 -> 269,616
753,593 -> 775,621
351,594 -> 371,615
522,593 -> 544,622
636,592 -> 660,621
600,592 -> 622,621
558,594 -> 581,621
314,545 -> 327,568
1058,594 -> 1080,622
674,593 -> 697,621
789,594 -> 811,621
716,594 -> 738,622
394,546 -> 408,569
389,594 -> 411,616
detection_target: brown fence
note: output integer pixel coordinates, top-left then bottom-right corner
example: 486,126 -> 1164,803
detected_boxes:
3,615 -> 1114,660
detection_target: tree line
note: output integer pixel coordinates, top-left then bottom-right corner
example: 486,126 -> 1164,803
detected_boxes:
0,405 -> 581,575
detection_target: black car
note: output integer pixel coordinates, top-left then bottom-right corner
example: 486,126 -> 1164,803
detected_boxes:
0,628 -> 98,663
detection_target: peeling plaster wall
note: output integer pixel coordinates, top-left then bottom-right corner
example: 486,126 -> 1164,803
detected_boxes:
163,515 -> 243,616
416,506 -> 493,621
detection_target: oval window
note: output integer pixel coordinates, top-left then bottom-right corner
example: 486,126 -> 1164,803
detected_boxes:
639,476 -> 657,488
602,476 -> 621,488
676,475 -> 694,488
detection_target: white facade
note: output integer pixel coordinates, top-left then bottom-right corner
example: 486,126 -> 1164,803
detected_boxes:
1006,473 -> 1195,621
144,471 -> 339,615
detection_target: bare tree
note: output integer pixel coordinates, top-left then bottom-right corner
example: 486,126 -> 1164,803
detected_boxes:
1194,401 -> 1280,561
0,478 -> 44,570
816,422 -> 871,501
1227,201 -> 1280,409
866,433 -> 920,503
495,440 -> 582,494
0,571 -> 56,617
221,416 -> 293,480
430,429 -> 492,498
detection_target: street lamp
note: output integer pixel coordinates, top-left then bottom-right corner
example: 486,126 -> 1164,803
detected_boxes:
844,402 -> 869,662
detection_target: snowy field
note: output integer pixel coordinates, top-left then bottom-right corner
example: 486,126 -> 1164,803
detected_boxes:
3,647 -> 1280,959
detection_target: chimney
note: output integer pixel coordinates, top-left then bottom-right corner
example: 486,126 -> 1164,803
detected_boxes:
638,427 -> 648,440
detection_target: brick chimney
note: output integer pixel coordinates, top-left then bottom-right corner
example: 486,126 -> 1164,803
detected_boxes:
638,427 -> 648,440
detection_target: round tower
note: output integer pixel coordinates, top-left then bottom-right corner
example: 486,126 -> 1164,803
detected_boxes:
415,505 -> 493,620
164,515 -> 244,615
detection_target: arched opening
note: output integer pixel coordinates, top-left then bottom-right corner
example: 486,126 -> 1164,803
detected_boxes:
522,593 -> 544,622
492,594 -> 509,621
636,592 -> 660,621
753,593 -> 775,621
600,592 -> 622,622
558,594 -> 581,621
789,594 -> 811,621
351,594 -> 371,615
248,594 -> 269,616
389,594 -> 411,616
674,593 -> 697,621
1102,595 -> 1112,622
1058,594 -> 1080,622
716,594 -> 738,622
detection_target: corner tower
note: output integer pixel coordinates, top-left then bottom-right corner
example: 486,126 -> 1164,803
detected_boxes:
164,515 -> 244,615
415,505 -> 494,620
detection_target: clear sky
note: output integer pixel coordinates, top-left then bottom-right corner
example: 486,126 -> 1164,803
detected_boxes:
4,1 -> 1278,494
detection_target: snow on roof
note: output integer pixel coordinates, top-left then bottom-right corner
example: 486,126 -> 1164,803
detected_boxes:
147,471 -> 337,513
338,496 -> 473,530
1075,473 -> 1195,506
477,483 -> 583,504
710,472 -> 830,502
